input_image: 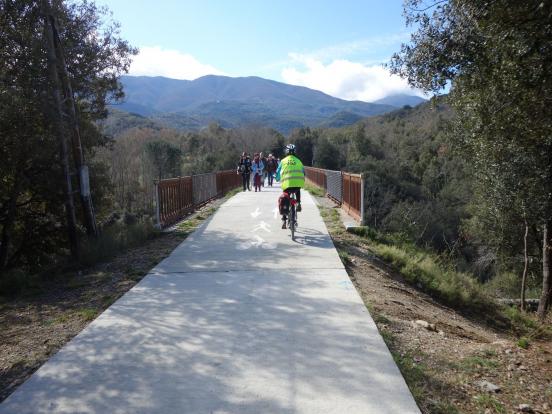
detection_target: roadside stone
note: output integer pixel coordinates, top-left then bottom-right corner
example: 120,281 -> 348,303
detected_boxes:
475,380 -> 501,393
414,319 -> 437,332
517,404 -> 534,413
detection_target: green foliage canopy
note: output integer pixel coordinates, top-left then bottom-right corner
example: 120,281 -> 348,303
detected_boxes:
390,0 -> 552,312
0,0 -> 135,271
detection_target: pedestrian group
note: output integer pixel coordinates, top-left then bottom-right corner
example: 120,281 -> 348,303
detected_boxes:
237,152 -> 279,192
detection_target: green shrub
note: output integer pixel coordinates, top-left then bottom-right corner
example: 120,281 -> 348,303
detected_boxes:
460,354 -> 498,371
338,250 -> 351,266
504,306 -> 537,335
474,394 -> 505,413
350,225 -> 493,313
517,337 -> 530,349
0,269 -> 41,297
79,218 -> 159,266
485,271 -> 519,297
348,226 -> 381,241
76,308 -> 98,321
485,271 -> 541,299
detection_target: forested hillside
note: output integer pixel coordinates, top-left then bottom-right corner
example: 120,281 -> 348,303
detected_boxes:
307,100 -> 543,301
115,75 -> 400,133
315,100 -> 464,255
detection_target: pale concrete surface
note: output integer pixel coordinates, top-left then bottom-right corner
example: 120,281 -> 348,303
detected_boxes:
0,184 -> 420,414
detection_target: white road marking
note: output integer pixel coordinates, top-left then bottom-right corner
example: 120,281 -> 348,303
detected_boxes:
253,235 -> 264,247
261,241 -> 277,250
253,221 -> 271,233
236,235 -> 265,250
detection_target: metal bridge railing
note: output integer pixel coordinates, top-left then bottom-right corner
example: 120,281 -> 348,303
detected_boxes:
342,172 -> 364,223
326,170 -> 343,204
155,170 -> 240,229
192,173 -> 218,206
305,166 -> 364,225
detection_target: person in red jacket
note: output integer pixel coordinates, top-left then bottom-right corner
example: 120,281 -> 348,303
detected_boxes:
265,154 -> 278,186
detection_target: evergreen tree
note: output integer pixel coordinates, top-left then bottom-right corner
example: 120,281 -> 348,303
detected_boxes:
0,0 -> 135,272
390,0 -> 552,317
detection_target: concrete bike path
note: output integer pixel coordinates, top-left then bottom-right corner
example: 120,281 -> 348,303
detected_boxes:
0,185 -> 420,414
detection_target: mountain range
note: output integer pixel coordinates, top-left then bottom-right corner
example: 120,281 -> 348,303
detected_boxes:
112,75 -> 426,134
373,93 -> 427,107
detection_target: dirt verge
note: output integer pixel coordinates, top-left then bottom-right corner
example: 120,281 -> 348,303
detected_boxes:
318,200 -> 552,414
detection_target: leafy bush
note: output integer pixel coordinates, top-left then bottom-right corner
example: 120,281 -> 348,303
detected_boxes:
0,269 -> 41,297
485,271 -> 541,299
338,250 -> 351,266
79,217 -> 159,266
347,225 -> 381,241
517,337 -> 530,349
349,226 -> 493,312
503,306 -> 537,336
484,271 -> 521,298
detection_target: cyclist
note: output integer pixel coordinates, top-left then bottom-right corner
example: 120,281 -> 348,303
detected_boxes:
275,144 -> 305,229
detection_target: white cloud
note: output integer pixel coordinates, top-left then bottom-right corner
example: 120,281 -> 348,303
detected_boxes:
303,33 -> 411,62
129,46 -> 225,80
281,54 -> 424,102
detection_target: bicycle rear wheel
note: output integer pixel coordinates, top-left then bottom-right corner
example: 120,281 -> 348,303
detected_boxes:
289,205 -> 296,240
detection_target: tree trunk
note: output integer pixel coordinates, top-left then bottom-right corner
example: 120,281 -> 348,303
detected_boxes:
521,220 -> 529,311
43,1 -> 79,260
537,220 -> 551,319
0,175 -> 22,270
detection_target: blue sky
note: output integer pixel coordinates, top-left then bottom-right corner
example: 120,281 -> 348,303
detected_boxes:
96,0 -> 422,101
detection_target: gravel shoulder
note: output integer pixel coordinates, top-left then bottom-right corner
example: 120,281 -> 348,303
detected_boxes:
317,198 -> 552,414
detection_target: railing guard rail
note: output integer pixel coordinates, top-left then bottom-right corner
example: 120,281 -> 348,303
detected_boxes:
155,170 -> 241,229
305,166 -> 364,225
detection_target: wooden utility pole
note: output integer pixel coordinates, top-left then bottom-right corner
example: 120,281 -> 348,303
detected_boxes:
48,11 -> 98,237
42,0 -> 79,258
43,0 -> 98,239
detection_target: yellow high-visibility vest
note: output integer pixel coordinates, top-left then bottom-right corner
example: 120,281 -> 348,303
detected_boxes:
280,155 -> 305,190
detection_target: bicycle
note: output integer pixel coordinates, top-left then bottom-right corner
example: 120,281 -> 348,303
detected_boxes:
287,192 -> 298,240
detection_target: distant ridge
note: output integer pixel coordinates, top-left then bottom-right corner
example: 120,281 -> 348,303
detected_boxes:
372,93 -> 427,108
114,75 -> 397,133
